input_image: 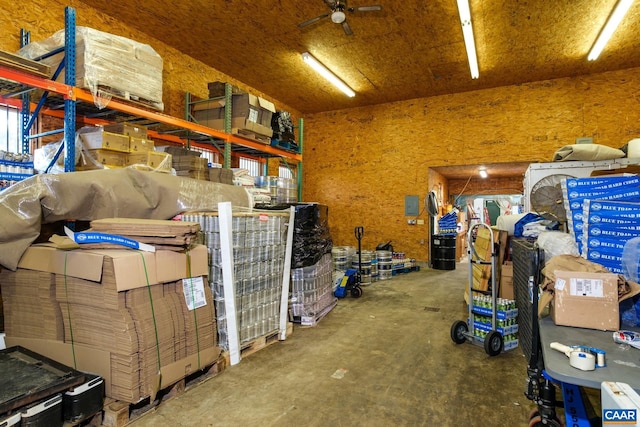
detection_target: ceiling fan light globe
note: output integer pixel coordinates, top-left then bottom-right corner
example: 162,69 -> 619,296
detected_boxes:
331,11 -> 346,23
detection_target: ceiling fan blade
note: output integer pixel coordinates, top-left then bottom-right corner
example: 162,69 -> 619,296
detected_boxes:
342,20 -> 353,35
323,0 -> 337,7
298,13 -> 331,28
352,5 -> 382,12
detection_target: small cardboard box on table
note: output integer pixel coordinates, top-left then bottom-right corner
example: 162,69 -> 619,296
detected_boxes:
539,255 -> 640,331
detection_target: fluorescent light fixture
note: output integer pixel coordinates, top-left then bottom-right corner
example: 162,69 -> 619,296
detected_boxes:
588,0 -> 634,61
456,0 -> 479,79
301,52 -> 356,97
479,167 -> 488,179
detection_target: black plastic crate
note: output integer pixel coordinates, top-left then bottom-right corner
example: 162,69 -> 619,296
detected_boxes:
20,394 -> 62,427
62,374 -> 104,424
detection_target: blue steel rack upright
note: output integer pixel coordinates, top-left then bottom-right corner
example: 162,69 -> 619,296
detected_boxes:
18,6 -> 77,172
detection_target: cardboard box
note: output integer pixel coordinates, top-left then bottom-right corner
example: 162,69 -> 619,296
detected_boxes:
80,130 -> 130,153
103,122 -> 148,139
500,262 -> 514,300
193,93 -> 276,138
552,271 -> 619,331
128,137 -> 154,153
17,245 -> 208,291
207,81 -> 243,98
82,149 -> 127,168
127,151 -> 172,173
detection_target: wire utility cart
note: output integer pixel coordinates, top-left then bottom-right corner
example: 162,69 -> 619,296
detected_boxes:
451,223 -> 516,356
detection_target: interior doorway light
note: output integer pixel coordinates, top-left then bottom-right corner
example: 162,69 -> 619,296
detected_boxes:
479,167 -> 488,179
301,52 -> 355,97
588,0 -> 634,61
456,0 -> 479,79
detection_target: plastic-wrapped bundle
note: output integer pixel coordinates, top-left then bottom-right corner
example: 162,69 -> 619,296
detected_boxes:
18,27 -> 164,111
292,203 -> 333,269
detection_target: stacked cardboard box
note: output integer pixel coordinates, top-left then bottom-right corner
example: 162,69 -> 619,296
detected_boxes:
208,167 -> 234,185
0,269 -> 64,340
193,92 -> 276,139
77,125 -> 171,173
173,156 -> 209,180
2,244 -> 218,403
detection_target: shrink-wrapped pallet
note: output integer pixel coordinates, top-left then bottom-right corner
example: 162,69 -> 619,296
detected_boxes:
18,26 -> 164,111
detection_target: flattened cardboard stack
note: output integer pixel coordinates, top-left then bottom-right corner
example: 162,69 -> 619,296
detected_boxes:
0,269 -> 64,340
89,218 -> 200,250
4,244 -> 217,404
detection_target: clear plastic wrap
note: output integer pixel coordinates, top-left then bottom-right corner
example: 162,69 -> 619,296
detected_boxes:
0,169 -> 251,271
33,135 -> 84,174
622,237 -> 640,282
18,27 -> 164,111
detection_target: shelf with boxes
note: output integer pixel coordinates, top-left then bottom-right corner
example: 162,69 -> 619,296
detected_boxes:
0,6 -> 302,174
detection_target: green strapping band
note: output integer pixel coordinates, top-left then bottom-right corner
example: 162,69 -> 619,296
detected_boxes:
63,253 -> 78,369
186,251 -> 201,369
140,253 -> 162,383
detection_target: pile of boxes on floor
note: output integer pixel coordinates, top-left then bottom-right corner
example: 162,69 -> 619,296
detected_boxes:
536,174 -> 640,332
0,219 -> 218,412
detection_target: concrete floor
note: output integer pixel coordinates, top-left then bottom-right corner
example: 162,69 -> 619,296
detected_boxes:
130,264 -> 537,427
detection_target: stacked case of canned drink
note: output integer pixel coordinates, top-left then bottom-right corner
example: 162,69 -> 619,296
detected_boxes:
471,295 -> 519,351
289,253 -> 337,326
182,211 -> 289,350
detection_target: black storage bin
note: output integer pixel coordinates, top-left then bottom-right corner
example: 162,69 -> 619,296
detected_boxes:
20,394 -> 62,427
431,234 -> 456,270
62,374 -> 104,423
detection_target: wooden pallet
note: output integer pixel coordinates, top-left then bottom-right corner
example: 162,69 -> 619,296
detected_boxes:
101,354 -> 226,427
94,85 -> 162,111
293,298 -> 337,327
231,128 -> 271,144
222,323 -> 293,365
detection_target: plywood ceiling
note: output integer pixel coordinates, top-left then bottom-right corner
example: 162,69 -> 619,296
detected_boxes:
76,0 -> 640,114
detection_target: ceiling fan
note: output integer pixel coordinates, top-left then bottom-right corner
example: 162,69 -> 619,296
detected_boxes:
298,0 -> 383,36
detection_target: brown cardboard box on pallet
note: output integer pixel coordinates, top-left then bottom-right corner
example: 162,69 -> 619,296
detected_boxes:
8,244 -> 217,402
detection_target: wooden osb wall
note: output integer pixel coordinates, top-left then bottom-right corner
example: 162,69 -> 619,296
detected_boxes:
448,176 -> 525,201
303,68 -> 640,261
0,0 -> 301,124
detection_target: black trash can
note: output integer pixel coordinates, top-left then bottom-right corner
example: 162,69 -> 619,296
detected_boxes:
431,234 -> 456,270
